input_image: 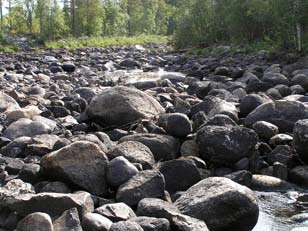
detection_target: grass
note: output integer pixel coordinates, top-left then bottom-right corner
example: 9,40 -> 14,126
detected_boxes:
0,44 -> 18,53
44,35 -> 172,50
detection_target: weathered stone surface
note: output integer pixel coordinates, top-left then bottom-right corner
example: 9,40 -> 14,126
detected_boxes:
53,208 -> 82,231
175,177 -> 259,231
16,212 -> 53,231
107,156 -> 139,187
82,213 -> 112,231
41,141 -> 109,196
107,141 -> 155,170
158,113 -> 192,137
245,100 -> 308,133
86,86 -> 164,126
119,134 -> 180,161
116,170 -> 165,206
7,191 -> 94,218
109,221 -> 144,231
159,159 -> 201,193
95,202 -> 136,222
129,216 -> 170,231
3,118 -> 52,140
251,175 -> 294,191
0,92 -> 20,114
196,125 -> 258,164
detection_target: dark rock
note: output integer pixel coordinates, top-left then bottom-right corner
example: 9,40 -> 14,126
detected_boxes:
158,113 -> 192,137
116,170 -> 165,206
252,121 -> 279,139
82,213 -> 112,231
95,202 -> 136,222
53,208 -> 82,231
245,100 -> 308,133
109,221 -> 144,231
119,134 -> 180,161
190,96 -> 238,122
293,119 -> 308,164
159,159 -> 201,193
175,177 -> 259,231
129,216 -> 170,231
107,156 -> 139,187
136,198 -> 180,219
7,191 -> 94,218
289,166 -> 308,186
107,141 -> 155,170
239,94 -> 267,117
196,125 -> 258,164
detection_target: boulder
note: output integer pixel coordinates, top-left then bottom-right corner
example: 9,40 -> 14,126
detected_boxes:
107,156 -> 139,187
95,202 -> 136,222
41,141 -> 109,196
175,177 -> 259,231
136,198 -> 180,219
53,208 -> 82,231
109,221 -> 144,231
119,134 -> 180,161
190,96 -> 238,122
251,175 -> 294,191
159,159 -> 201,193
158,113 -> 192,137
107,141 -> 155,170
82,213 -> 112,231
16,212 -> 53,231
0,92 -> 20,114
3,118 -> 52,140
116,170 -> 165,206
129,217 -> 170,231
196,125 -> 258,164
252,121 -> 279,139
86,86 -> 164,126
245,100 -> 308,133
7,191 -> 94,218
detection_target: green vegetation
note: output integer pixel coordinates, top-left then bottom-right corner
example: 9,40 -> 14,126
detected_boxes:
175,0 -> 308,52
44,35 -> 171,50
0,0 -> 308,53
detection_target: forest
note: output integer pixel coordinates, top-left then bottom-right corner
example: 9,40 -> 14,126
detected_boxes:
1,0 -> 308,51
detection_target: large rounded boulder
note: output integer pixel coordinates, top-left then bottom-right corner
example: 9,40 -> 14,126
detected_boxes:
86,86 -> 165,126
196,125 -> 258,164
174,177 -> 259,231
245,100 -> 308,133
41,141 -> 109,196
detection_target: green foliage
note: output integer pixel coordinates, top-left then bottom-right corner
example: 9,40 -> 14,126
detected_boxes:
44,35 -> 171,50
175,0 -> 308,52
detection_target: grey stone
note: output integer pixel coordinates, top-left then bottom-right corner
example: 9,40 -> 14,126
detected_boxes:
107,141 -> 155,170
86,86 -> 164,126
116,170 -> 165,206
41,141 -> 108,196
119,134 -> 180,161
175,177 -> 259,231
16,212 -> 53,231
95,202 -> 136,222
196,125 -> 258,164
107,156 -> 139,187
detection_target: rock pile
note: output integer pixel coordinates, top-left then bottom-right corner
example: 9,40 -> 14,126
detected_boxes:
0,45 -> 308,230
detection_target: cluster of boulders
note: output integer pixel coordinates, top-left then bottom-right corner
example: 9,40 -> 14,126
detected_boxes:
0,45 -> 308,231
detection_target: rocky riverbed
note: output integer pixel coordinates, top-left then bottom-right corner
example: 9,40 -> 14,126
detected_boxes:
0,44 -> 308,231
